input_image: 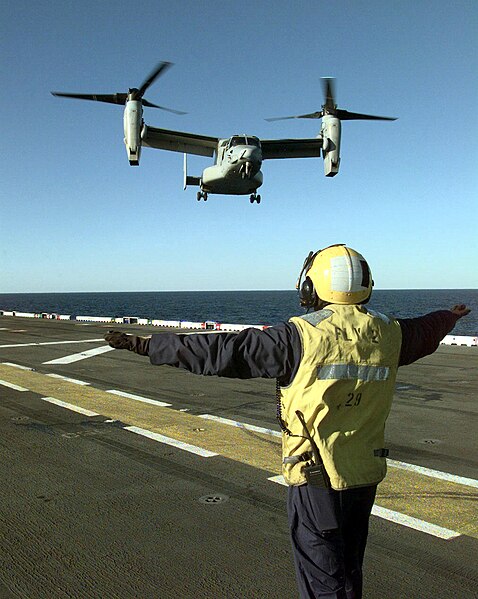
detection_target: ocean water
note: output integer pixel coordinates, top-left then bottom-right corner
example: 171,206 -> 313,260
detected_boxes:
0,290 -> 477,336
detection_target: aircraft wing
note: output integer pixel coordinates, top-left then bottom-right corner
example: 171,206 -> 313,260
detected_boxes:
142,125 -> 219,158
260,138 -> 323,160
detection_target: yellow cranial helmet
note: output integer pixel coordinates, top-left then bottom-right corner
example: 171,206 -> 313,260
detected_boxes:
298,244 -> 373,307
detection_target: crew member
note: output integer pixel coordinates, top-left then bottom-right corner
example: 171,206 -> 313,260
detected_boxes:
105,244 -> 470,599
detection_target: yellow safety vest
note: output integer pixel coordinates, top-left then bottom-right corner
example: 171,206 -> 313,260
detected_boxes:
279,304 -> 402,490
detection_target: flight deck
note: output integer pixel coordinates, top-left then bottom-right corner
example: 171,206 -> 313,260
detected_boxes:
0,316 -> 477,598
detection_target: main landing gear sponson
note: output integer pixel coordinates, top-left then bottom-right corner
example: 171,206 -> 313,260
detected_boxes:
197,191 -> 208,201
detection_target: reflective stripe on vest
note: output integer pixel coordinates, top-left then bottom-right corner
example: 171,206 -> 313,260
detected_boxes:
316,364 -> 390,381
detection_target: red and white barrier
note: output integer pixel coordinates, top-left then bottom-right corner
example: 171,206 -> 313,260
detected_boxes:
441,335 -> 478,347
0,309 -> 475,340
76,315 -> 114,323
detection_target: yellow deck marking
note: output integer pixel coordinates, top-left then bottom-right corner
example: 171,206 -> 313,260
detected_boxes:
2,363 -> 477,539
376,468 -> 477,537
0,364 -> 281,473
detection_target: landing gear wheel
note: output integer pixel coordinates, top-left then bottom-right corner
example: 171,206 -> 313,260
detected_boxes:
197,191 -> 202,201
197,191 -> 208,201
250,193 -> 261,204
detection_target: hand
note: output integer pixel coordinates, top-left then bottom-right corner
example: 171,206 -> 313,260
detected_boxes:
105,331 -> 135,350
104,331 -> 150,355
450,305 -> 471,318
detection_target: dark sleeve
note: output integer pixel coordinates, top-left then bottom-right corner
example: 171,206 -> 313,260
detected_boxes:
148,322 -> 302,381
397,310 -> 459,366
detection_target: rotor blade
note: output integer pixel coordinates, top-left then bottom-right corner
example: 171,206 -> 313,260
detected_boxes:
265,115 -> 302,122
137,61 -> 173,97
142,99 -> 187,114
297,111 -> 324,119
265,110 -> 323,122
336,109 -> 397,121
321,78 -> 336,110
51,92 -> 127,105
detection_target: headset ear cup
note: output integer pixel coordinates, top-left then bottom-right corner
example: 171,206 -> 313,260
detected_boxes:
300,276 -> 317,308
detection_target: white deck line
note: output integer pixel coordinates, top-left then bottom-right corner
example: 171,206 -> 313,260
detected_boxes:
106,390 -> 172,407
200,415 -> 478,489
42,397 -> 100,417
2,362 -> 34,370
0,338 -> 105,349
46,374 -> 90,386
267,475 -> 460,540
371,505 -> 460,540
0,380 -> 28,391
388,459 -> 478,489
198,414 -> 281,437
124,426 -> 218,457
43,345 -> 115,364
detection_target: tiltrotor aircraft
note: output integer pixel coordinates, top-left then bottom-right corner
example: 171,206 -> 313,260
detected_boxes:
52,62 -> 396,204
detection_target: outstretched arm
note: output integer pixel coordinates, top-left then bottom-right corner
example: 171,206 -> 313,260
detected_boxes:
398,305 -> 471,366
105,323 -> 302,381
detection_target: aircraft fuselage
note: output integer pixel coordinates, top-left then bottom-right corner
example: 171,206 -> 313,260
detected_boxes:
201,135 -> 263,195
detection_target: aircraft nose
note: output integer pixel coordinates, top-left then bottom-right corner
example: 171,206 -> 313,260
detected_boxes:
238,147 -> 262,179
240,147 -> 259,161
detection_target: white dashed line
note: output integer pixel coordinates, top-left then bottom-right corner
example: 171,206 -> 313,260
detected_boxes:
198,414 -> 281,437
388,459 -> 478,489
371,505 -> 460,539
0,379 -> 28,391
46,374 -> 90,386
2,362 -> 34,370
267,475 -> 461,540
42,397 -> 100,417
0,338 -> 104,349
124,426 -> 218,457
106,390 -> 172,407
1,356 -> 473,541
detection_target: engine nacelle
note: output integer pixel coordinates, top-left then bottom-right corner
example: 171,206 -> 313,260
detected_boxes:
321,115 -> 341,177
123,100 -> 143,165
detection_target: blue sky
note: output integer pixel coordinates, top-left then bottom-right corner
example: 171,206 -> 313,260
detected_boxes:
1,0 -> 477,292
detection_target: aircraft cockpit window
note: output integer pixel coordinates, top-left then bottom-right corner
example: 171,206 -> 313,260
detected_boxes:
246,137 -> 261,148
229,136 -> 247,148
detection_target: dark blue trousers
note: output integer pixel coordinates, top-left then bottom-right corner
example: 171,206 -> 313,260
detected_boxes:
287,483 -> 377,599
